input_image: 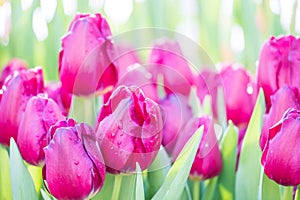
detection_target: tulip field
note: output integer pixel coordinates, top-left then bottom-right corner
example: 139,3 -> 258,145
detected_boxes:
1,0 -> 300,200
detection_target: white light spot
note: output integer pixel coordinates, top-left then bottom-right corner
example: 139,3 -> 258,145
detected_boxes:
247,85 -> 254,95
280,0 -> 294,31
62,0 -> 77,16
104,0 -> 133,25
135,0 -> 145,3
21,0 -> 33,10
176,20 -> 200,42
32,8 -> 48,41
0,2 -> 11,45
89,0 -> 104,10
230,24 -> 245,53
40,0 -> 57,22
269,0 -> 280,14
295,1 -> 300,34
221,0 -> 233,17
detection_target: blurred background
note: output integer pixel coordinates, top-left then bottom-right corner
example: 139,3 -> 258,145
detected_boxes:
0,0 -> 298,81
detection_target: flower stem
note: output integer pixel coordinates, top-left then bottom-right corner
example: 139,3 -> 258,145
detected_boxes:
283,186 -> 293,200
193,181 -> 200,200
112,175 -> 123,200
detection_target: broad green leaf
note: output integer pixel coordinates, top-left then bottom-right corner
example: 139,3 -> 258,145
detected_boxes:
180,183 -> 192,200
281,186 -> 293,200
235,89 -> 265,200
147,146 -> 171,198
259,170 -> 280,200
27,165 -> 42,193
10,138 -> 38,200
93,174 -> 115,200
216,121 -> 238,200
0,145 -> 12,200
296,185 -> 300,200
69,96 -> 96,126
203,177 -> 218,200
152,126 -> 204,200
135,163 -> 145,200
119,174 -> 136,200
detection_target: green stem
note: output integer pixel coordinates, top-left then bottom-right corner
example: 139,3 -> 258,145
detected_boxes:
295,185 -> 300,200
112,175 -> 122,200
290,0 -> 297,34
69,96 -> 96,126
282,186 -> 293,200
193,181 -> 200,200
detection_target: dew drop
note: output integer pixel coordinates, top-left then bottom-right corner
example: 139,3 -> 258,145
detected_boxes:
111,132 -> 116,138
117,141 -> 122,146
74,160 -> 79,165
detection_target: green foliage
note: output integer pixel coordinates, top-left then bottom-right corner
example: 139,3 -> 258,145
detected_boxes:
0,145 -> 12,200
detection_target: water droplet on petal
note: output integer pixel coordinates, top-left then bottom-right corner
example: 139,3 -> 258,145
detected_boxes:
74,160 -> 79,165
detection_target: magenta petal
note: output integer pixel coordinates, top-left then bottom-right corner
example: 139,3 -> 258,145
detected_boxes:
262,109 -> 300,186
17,95 -> 64,165
44,128 -> 94,199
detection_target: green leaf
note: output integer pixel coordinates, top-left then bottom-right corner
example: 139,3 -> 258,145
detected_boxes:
27,165 -> 43,193
9,138 -> 38,200
0,145 -> 12,200
135,163 -> 145,200
152,126 -> 204,200
203,177 -> 218,200
93,174 -> 115,200
119,174 -> 135,200
235,89 -> 266,200
259,170 -> 280,200
147,146 -> 171,198
216,121 -> 238,200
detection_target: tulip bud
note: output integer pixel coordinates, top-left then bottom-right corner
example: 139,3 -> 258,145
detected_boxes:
220,65 -> 257,127
45,82 -> 72,116
159,93 -> 193,156
257,35 -> 300,111
261,108 -> 300,186
96,85 -> 163,173
17,94 -> 64,165
260,85 -> 300,149
0,58 -> 27,88
0,67 -> 44,146
59,13 -> 117,95
43,119 -> 106,199
172,116 -> 222,180
148,39 -> 194,97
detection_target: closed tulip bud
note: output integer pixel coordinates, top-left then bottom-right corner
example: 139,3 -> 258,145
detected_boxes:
96,85 -> 163,173
43,119 -> 106,199
262,108 -> 300,186
173,116 -> 222,180
159,93 -> 193,156
59,13 -> 117,95
45,82 -> 72,116
260,85 -> 300,149
0,67 -> 44,146
148,39 -> 194,97
0,58 -> 27,88
220,65 -> 257,127
257,35 -> 300,111
17,94 -> 64,165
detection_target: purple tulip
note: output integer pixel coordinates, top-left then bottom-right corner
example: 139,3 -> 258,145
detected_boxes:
257,35 -> 300,111
96,85 -> 163,173
59,13 -> 117,95
17,94 -> 64,165
159,93 -> 193,157
43,119 -> 106,199
260,85 -> 300,149
45,82 -> 72,116
172,116 -> 222,180
0,67 -> 44,146
148,39 -> 194,97
0,58 -> 27,88
261,108 -> 300,186
220,65 -> 257,128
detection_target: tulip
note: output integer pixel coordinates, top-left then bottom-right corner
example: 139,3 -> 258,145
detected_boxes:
260,85 -> 300,149
117,66 -> 158,102
43,119 -> 106,199
257,35 -> 300,111
0,58 -> 27,88
17,94 -> 64,165
96,85 -> 163,173
0,67 -> 44,146
148,39 -> 194,97
45,82 -> 72,116
220,65 -> 257,128
59,13 -> 117,95
172,116 -> 222,180
159,93 -> 193,156
195,69 -> 222,120
261,108 -> 300,186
